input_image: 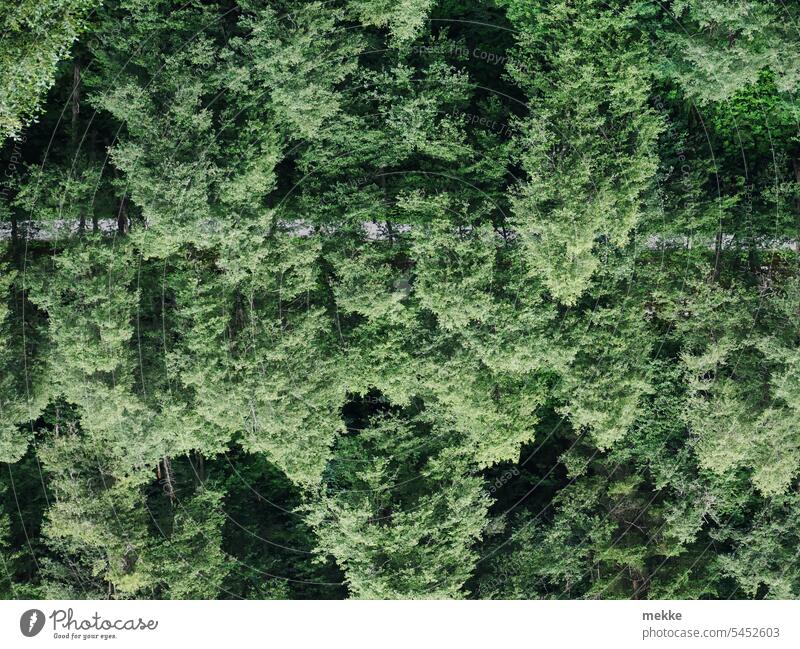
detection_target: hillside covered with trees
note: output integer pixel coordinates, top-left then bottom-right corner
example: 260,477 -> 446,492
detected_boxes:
1,0 -> 799,599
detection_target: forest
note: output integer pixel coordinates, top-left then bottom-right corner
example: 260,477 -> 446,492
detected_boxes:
0,0 -> 799,600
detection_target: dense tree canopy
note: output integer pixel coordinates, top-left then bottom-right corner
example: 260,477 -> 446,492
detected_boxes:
0,0 -> 798,600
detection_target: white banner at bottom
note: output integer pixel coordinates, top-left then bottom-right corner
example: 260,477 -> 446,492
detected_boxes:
0,600 -> 797,648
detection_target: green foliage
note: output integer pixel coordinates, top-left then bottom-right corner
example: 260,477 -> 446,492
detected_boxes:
504,0 -> 662,305
348,0 -> 435,45
0,0 -> 798,602
0,0 -> 98,139
306,417 -> 490,598
141,486 -> 231,599
663,0 -> 800,103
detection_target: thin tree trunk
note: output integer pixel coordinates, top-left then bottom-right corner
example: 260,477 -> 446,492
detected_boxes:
72,60 -> 85,234
712,230 -> 723,281
161,456 -> 175,503
190,451 -> 206,485
117,193 -> 128,234
793,158 -> 800,213
71,61 -> 80,141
